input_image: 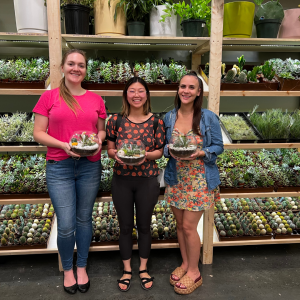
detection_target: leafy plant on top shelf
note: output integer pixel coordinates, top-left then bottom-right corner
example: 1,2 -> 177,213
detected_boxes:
253,0 -> 284,23
249,106 -> 293,139
60,0 -> 96,10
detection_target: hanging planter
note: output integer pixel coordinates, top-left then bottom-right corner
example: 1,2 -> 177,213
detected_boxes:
223,1 -> 255,38
63,4 -> 90,34
150,5 -> 177,37
278,8 -> 300,38
94,0 -> 126,36
13,0 -> 48,34
253,0 -> 284,38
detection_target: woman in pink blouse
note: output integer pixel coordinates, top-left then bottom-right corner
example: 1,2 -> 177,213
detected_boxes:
33,49 -> 106,295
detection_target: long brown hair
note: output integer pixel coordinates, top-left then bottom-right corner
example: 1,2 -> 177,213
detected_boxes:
174,71 -> 203,136
121,77 -> 151,117
59,49 -> 87,115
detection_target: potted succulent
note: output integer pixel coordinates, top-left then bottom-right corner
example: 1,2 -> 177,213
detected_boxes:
69,131 -> 99,156
116,140 -> 146,165
13,0 -> 48,33
113,0 -> 153,36
61,0 -> 95,34
95,0 -> 126,36
223,1 -> 255,38
161,0 -> 211,37
278,4 -> 300,38
253,0 -> 284,38
150,1 -> 176,37
168,134 -> 197,159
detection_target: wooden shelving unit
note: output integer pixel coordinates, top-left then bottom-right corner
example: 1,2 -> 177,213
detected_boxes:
1,0 -> 300,264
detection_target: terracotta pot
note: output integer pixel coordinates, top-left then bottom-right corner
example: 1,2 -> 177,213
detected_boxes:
278,9 -> 300,38
94,0 -> 126,36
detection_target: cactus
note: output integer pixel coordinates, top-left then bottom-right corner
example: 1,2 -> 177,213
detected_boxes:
238,72 -> 248,83
221,63 -> 226,75
225,69 -> 236,82
233,64 -> 240,76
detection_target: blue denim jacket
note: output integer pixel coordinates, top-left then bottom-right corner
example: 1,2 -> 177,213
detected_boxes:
163,108 -> 224,191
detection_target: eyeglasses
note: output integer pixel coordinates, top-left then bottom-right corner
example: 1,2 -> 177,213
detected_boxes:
128,90 -> 146,95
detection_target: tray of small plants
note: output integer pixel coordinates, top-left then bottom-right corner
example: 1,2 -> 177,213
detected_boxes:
219,113 -> 263,143
168,134 -> 197,159
215,198 -> 261,213
264,211 -> 300,239
214,209 -> 273,241
0,212 -> 54,250
245,106 -> 300,143
117,140 -> 146,165
16,113 -> 39,145
255,197 -> 300,213
69,131 -> 99,156
151,201 -> 178,242
0,203 -> 54,220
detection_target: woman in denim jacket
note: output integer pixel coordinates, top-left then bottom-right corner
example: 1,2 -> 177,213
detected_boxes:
164,71 -> 223,295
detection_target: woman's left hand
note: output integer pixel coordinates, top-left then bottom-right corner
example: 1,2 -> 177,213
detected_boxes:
92,140 -> 102,156
180,149 -> 205,161
137,152 -> 148,165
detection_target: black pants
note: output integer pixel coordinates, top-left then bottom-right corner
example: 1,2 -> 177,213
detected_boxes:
112,174 -> 160,260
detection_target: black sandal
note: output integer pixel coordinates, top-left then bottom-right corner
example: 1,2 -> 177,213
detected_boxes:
139,270 -> 154,291
117,270 -> 132,292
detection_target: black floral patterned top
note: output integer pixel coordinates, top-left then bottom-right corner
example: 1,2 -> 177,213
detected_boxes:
106,114 -> 165,177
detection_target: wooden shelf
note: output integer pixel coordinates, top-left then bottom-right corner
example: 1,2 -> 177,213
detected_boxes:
223,37 -> 300,52
0,146 -> 47,152
0,32 -> 48,48
221,91 -> 300,97
62,34 -> 210,53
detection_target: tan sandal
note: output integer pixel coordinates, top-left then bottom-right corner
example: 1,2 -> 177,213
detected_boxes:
174,274 -> 203,295
170,267 -> 187,286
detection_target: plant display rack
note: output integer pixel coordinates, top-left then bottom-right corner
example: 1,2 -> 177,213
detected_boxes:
1,0 -> 300,267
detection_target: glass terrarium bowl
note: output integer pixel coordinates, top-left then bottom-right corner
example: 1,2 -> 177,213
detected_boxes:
169,134 -> 197,159
117,139 -> 146,166
69,131 -> 99,157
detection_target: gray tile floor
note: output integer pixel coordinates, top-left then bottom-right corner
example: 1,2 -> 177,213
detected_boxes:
0,244 -> 300,300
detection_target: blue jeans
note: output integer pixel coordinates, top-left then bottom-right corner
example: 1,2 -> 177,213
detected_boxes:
46,157 -> 101,271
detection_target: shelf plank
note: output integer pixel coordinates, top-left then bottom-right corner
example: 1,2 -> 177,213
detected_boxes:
0,89 -> 46,95
62,34 -> 210,52
221,90 -> 300,97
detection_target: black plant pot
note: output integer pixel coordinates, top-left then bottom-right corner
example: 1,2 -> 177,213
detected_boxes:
255,19 -> 281,38
63,4 -> 90,35
127,21 -> 145,36
181,19 -> 206,37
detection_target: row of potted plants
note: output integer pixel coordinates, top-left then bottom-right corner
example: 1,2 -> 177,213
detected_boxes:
224,1 -> 300,39
220,107 -> 300,143
217,149 -> 300,190
14,0 -> 211,37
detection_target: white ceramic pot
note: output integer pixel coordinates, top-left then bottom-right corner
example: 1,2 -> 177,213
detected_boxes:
150,5 -> 177,37
14,0 -> 48,33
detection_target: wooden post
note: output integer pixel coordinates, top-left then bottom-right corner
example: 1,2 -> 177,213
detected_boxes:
201,0 -> 224,265
47,0 -> 62,89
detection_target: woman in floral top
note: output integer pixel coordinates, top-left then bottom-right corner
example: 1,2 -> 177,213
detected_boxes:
106,77 -> 165,292
164,71 -> 223,295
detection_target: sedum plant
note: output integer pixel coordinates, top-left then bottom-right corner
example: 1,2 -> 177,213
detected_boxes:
0,113 -> 27,142
268,58 -> 300,79
290,110 -> 300,139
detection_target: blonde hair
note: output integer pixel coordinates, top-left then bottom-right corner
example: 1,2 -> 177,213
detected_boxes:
59,49 -> 87,115
121,77 -> 151,117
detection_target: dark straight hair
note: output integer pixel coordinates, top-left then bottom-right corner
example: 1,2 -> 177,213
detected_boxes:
121,76 -> 151,117
174,71 -> 204,136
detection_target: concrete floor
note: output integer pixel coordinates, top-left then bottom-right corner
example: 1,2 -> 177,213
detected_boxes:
0,244 -> 300,300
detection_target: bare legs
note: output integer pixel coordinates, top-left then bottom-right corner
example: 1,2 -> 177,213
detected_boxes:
118,258 -> 153,290
171,206 -> 203,285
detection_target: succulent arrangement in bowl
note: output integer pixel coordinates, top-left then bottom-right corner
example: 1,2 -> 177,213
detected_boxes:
169,134 -> 197,159
69,131 -> 99,156
117,140 -> 146,165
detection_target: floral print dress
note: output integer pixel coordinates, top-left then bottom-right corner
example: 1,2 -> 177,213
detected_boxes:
164,128 -> 220,211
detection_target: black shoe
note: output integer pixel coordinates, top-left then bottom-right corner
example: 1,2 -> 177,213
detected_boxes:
64,283 -> 78,295
78,280 -> 90,293
117,270 -> 132,292
139,270 -> 154,291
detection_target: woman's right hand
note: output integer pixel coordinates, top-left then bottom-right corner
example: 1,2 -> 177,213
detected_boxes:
61,142 -> 81,157
113,149 -> 124,165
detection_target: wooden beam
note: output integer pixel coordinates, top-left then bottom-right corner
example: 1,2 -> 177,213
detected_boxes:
47,0 -> 62,89
193,40 -> 210,55
191,53 -> 201,72
202,0 -> 224,265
